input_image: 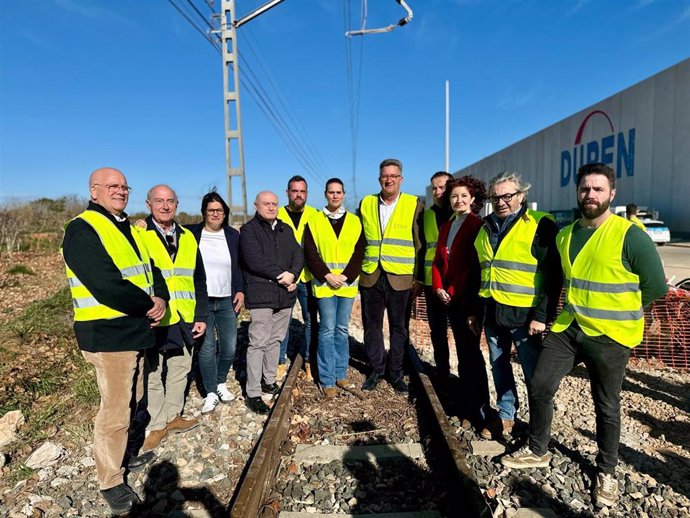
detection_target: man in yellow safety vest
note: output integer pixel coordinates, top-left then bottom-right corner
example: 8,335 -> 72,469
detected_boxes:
502,163 -> 668,508
358,158 -> 425,393
136,185 -> 208,454
61,168 -> 169,515
276,175 -> 319,381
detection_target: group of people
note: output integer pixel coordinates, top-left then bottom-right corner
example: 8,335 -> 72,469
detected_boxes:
62,159 -> 667,514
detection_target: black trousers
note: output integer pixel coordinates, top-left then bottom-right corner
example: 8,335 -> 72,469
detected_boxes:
528,322 -> 631,473
423,286 -> 451,377
360,275 -> 411,381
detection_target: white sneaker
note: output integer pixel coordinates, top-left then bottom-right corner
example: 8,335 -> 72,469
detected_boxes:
201,392 -> 220,414
217,383 -> 235,403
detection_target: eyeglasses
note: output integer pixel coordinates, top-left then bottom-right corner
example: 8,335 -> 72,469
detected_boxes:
488,191 -> 521,204
165,234 -> 177,254
206,208 -> 224,215
93,183 -> 132,193
379,174 -> 402,181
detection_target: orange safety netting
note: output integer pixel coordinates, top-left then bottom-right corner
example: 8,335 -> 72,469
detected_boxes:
409,287 -> 690,370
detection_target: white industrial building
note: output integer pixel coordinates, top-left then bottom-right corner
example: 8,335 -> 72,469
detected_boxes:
448,58 -> 690,236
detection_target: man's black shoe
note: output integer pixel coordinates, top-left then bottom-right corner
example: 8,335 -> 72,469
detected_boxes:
390,378 -> 409,393
246,396 -> 271,415
361,372 -> 381,391
126,450 -> 155,472
101,483 -> 140,515
261,382 -> 280,395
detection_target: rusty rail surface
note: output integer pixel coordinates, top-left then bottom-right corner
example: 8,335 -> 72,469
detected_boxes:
230,353 -> 303,518
408,344 -> 493,518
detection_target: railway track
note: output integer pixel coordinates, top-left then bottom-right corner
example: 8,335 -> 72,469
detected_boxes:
228,342 -> 492,518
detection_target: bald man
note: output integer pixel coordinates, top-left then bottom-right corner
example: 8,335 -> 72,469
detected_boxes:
61,168 -> 169,515
239,191 -> 303,414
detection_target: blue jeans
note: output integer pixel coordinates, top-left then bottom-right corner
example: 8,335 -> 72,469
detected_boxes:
316,295 -> 355,388
279,281 -> 315,363
484,322 -> 541,421
198,296 -> 238,395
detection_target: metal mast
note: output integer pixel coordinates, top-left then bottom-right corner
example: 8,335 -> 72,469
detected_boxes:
219,0 -> 247,224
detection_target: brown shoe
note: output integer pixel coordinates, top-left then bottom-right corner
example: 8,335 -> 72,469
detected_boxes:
323,387 -> 337,399
336,379 -> 356,390
142,429 -> 167,452
480,419 -> 514,440
304,362 -> 313,381
166,416 -> 199,435
461,419 -> 472,430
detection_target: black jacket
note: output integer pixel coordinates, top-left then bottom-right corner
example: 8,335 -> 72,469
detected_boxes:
61,202 -> 170,353
186,222 -> 245,300
239,214 -> 304,310
480,203 -> 562,328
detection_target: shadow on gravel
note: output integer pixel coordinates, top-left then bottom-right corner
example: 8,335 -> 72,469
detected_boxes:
577,428 -> 690,499
342,425 -> 447,516
628,410 -> 690,451
130,460 -> 226,517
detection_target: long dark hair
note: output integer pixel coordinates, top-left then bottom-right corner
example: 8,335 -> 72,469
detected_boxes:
443,175 -> 488,215
201,190 -> 230,227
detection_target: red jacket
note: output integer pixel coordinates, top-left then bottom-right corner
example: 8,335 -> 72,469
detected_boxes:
431,212 -> 482,310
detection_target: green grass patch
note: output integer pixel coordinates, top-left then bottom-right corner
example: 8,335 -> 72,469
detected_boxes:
9,286 -> 72,340
7,264 -> 35,275
6,464 -> 33,485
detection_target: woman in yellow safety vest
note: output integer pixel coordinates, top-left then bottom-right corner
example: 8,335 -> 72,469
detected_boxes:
303,178 -> 366,399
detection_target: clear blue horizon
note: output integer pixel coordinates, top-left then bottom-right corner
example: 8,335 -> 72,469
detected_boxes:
1,0 -> 689,215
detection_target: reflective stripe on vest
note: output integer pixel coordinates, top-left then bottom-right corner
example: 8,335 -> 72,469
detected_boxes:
63,210 -> 154,321
551,214 -> 643,348
309,211 -> 362,299
474,209 -> 552,308
360,193 -> 418,275
137,226 -> 198,326
277,205 -> 318,283
422,208 -> 440,285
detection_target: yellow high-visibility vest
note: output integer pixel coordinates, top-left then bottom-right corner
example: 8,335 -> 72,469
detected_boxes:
474,210 -> 553,307
423,208 -> 440,286
360,193 -> 418,276
63,210 -> 154,322
629,215 -> 646,231
551,215 -> 643,348
137,226 -> 198,326
278,205 -> 318,282
309,211 -> 362,299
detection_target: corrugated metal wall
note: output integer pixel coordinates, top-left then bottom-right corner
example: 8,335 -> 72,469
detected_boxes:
444,58 -> 690,235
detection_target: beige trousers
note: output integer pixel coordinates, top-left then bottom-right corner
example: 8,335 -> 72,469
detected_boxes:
144,345 -> 193,431
82,350 -> 144,490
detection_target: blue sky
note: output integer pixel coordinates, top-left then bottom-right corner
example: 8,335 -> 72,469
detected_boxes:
1,0 -> 689,215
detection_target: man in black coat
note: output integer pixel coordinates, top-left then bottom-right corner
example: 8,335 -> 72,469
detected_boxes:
240,191 -> 304,414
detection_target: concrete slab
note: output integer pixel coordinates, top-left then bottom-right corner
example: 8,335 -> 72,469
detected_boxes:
470,440 -> 506,457
280,512 -> 442,518
293,443 -> 424,464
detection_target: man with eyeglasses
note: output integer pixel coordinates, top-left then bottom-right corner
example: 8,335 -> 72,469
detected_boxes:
276,175 -> 319,381
135,185 -> 208,454
61,168 -> 169,515
501,163 -> 667,507
472,171 -> 561,441
358,158 -> 425,393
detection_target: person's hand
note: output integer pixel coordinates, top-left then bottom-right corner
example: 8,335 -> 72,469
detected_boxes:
192,322 -> 207,338
147,296 -> 166,327
325,273 -> 343,289
528,320 -> 546,336
436,288 -> 451,305
233,292 -> 245,313
467,315 -> 481,336
287,282 -> 297,292
412,281 -> 423,298
134,219 -> 147,229
277,271 -> 295,286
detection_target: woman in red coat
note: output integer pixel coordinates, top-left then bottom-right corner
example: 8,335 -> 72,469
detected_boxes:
431,176 -> 491,429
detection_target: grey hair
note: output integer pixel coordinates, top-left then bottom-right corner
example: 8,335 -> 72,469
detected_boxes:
489,171 -> 531,199
379,158 -> 403,174
146,184 -> 178,203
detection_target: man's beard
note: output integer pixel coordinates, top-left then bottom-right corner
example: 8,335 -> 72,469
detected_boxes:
578,197 -> 610,219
